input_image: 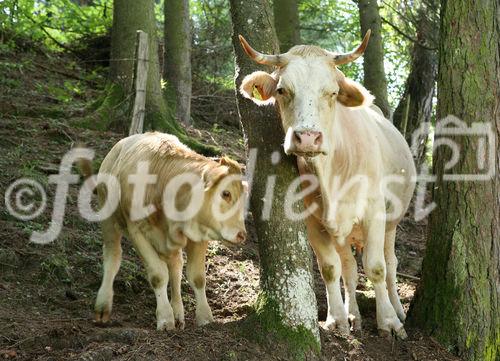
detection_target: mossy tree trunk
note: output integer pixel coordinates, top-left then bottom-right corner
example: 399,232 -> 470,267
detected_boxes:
230,0 -> 320,358
164,0 -> 192,126
273,0 -> 301,52
408,1 -> 499,360
392,4 -> 438,166
355,0 -> 391,117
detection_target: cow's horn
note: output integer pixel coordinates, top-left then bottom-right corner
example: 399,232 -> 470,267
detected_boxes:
331,30 -> 371,66
238,35 -> 288,67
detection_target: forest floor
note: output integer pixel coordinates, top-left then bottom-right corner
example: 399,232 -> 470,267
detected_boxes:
0,45 -> 461,361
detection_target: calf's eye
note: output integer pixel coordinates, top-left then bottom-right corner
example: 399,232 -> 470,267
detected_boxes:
276,88 -> 286,95
222,190 -> 232,201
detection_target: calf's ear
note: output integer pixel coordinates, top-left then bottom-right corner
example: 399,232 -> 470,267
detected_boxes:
240,71 -> 277,105
337,77 -> 374,107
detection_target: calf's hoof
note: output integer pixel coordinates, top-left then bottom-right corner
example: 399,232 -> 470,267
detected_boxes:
94,305 -> 111,325
195,310 -> 214,326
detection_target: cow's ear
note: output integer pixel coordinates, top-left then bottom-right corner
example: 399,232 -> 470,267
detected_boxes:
337,77 -> 374,107
240,71 -> 277,105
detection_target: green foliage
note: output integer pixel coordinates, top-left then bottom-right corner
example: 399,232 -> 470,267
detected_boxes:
0,0 -> 112,50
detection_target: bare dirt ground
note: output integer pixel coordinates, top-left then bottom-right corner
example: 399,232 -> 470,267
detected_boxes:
0,46 -> 460,360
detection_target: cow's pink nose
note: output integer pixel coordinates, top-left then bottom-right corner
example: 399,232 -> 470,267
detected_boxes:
293,130 -> 323,148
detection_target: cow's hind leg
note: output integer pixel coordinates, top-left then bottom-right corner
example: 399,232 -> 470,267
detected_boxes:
362,203 -> 407,339
306,217 -> 350,335
95,220 -> 122,324
384,228 -> 405,322
127,222 -> 175,331
186,240 -> 213,326
161,249 -> 185,329
338,244 -> 362,331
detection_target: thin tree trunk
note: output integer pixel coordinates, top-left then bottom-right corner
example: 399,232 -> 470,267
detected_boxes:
229,0 -> 320,358
408,1 -> 499,360
273,0 -> 301,51
393,6 -> 438,166
356,0 -> 391,118
164,0 -> 192,126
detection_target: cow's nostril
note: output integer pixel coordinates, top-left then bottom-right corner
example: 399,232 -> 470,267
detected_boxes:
314,132 -> 323,145
237,231 -> 247,243
293,131 -> 302,144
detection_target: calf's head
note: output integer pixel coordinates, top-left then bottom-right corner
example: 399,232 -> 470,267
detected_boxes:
239,31 -> 373,158
197,157 -> 247,244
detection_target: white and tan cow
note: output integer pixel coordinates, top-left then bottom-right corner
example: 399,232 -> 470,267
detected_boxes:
239,31 -> 416,339
80,132 -> 247,331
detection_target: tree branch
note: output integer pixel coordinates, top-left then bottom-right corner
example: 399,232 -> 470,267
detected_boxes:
381,17 -> 437,51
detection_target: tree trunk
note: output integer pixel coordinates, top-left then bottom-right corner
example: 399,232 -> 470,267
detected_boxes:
408,1 -> 499,360
108,0 -> 166,132
356,0 -> 391,117
164,0 -> 192,126
392,6 -> 438,166
102,0 -> 216,155
273,0 -> 301,51
229,0 -> 320,358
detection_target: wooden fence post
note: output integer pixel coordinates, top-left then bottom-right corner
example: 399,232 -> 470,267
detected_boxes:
129,30 -> 149,135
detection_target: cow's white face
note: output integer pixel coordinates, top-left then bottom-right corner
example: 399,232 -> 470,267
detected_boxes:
240,45 -> 373,158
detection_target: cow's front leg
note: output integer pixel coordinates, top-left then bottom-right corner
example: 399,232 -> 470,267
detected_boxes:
186,240 -> 213,326
161,249 -> 185,329
362,203 -> 407,339
306,217 -> 349,335
338,243 -> 362,331
128,222 -> 175,331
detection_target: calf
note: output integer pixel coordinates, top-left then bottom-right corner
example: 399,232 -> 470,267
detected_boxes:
80,132 -> 247,330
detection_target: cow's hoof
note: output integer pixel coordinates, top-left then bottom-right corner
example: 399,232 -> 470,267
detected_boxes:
349,315 -> 362,332
157,319 -> 175,331
378,326 -> 407,340
322,318 -> 350,336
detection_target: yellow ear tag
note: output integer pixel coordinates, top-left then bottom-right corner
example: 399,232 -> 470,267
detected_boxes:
252,85 -> 263,101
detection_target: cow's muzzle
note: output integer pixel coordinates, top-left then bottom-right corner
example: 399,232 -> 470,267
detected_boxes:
285,129 -> 326,157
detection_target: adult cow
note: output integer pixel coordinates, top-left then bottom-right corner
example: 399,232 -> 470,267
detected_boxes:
238,31 -> 416,339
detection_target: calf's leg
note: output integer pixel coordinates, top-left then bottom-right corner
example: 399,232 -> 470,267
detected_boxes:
161,249 -> 185,329
127,222 -> 175,331
95,220 -> 122,323
185,240 -> 213,326
306,217 -> 350,334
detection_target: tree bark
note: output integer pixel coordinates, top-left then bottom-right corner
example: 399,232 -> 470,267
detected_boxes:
392,6 -> 438,166
273,0 -> 301,52
164,0 -> 192,126
102,0 -> 216,155
356,0 -> 391,117
229,0 -> 320,358
408,1 -> 499,360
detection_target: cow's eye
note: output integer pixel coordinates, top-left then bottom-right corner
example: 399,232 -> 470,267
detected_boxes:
222,190 -> 232,201
331,92 -> 338,97
276,88 -> 286,95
